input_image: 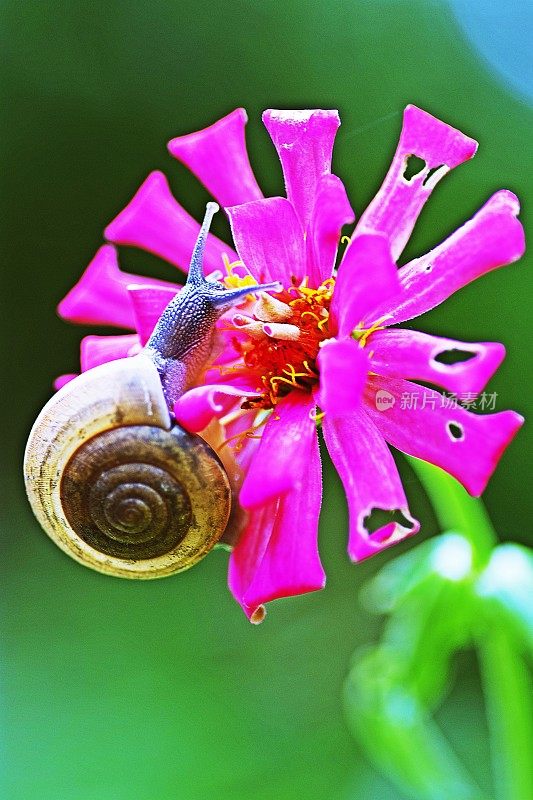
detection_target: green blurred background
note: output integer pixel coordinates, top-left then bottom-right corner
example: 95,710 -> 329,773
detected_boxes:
1,1 -> 532,798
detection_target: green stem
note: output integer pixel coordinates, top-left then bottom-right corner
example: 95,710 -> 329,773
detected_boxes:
408,456 -> 532,800
478,628 -> 533,800
406,456 -> 496,566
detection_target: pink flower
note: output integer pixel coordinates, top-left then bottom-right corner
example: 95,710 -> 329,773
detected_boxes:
58,106 -> 524,622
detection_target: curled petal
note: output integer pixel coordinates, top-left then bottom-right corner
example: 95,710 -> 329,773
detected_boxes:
253,293 -> 293,322
355,105 -> 477,258
316,338 -> 369,417
239,392 -> 316,508
227,197 -> 305,284
323,411 -> 419,561
262,322 -> 301,341
229,429 -> 324,621
168,108 -> 263,207
365,376 -> 524,497
57,245 -> 173,328
229,315 -> 265,340
80,334 -> 141,372
379,190 -> 525,324
331,233 -> 401,336
263,109 -> 340,229
307,174 -> 355,287
54,374 -> 77,390
127,285 -> 179,345
174,384 -> 259,433
369,329 -> 505,396
204,371 -> 260,394
104,171 -> 237,273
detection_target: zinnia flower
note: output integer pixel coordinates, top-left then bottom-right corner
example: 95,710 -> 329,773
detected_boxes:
58,106 -> 524,622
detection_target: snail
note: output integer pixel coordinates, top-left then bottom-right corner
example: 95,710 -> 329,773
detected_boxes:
24,203 -> 280,578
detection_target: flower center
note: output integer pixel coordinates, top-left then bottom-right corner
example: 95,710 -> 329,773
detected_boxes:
221,273 -> 335,411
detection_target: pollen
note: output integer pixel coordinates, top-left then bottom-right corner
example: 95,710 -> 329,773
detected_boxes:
222,253 -> 258,298
224,277 -> 335,411
352,315 -> 391,347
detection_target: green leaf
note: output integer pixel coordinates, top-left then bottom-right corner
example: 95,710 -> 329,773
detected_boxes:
344,646 -> 490,800
475,543 -> 533,651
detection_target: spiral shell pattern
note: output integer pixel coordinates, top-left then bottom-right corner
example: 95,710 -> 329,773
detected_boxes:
61,424 -> 230,565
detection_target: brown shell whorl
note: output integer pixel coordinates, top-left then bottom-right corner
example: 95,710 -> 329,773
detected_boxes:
60,425 -> 230,569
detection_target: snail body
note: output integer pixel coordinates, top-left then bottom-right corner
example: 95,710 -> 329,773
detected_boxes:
24,204 -> 279,578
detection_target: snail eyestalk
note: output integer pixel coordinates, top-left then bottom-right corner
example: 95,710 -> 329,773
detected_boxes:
187,201 -> 220,287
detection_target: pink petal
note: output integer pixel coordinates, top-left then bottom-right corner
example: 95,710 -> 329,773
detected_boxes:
104,171 -> 237,273
316,338 -> 369,416
54,374 -> 77,390
239,392 -> 316,508
233,430 -> 325,621
369,329 -> 505,396
377,190 -> 525,324
331,233 -> 401,336
127,285 -> 179,345
228,501 -> 278,623
57,245 -> 174,328
174,384 -> 259,433
203,364 -> 256,389
306,174 -> 355,287
323,410 -> 419,561
227,197 -> 305,284
365,376 -> 524,497
80,334 -> 141,372
263,109 -> 340,230
168,108 -> 263,207
355,105 -> 477,258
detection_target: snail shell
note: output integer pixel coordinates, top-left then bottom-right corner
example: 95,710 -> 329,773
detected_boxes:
24,353 -> 231,578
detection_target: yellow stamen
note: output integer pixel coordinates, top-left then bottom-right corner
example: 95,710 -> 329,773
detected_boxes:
270,375 -> 300,389
218,408 -> 249,428
300,310 -> 320,324
218,415 -> 269,452
302,360 -> 318,376
222,253 -> 258,300
222,252 -> 246,276
317,313 -> 330,332
353,314 -> 392,347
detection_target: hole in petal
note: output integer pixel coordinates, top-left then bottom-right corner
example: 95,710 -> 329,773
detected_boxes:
423,164 -> 445,186
434,349 -> 476,366
424,263 -> 433,273
403,155 -> 426,182
447,421 -> 465,441
363,507 -> 415,539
